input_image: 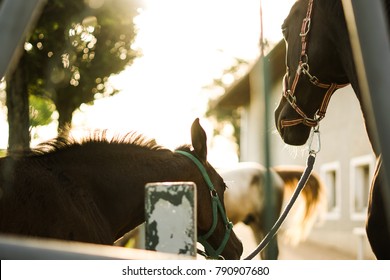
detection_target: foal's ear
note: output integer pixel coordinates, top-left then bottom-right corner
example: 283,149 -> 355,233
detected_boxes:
191,118 -> 207,162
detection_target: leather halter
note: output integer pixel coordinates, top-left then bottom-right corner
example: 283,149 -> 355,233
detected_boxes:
175,150 -> 233,259
281,0 -> 349,128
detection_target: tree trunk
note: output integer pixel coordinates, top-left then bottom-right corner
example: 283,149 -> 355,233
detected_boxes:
6,59 -> 31,156
56,98 -> 76,138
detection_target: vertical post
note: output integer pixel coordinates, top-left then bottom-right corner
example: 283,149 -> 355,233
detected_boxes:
145,182 -> 197,258
259,0 -> 277,259
342,0 -> 390,231
0,0 -> 46,78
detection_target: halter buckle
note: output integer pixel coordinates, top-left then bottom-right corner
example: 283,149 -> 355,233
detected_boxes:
285,90 -> 296,105
300,54 -> 309,65
210,189 -> 218,198
300,62 -> 310,74
309,75 -> 319,85
300,63 -> 320,86
299,18 -> 311,36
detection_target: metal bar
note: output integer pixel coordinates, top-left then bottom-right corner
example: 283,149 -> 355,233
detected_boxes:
0,0 -> 46,78
0,234 -> 192,260
342,0 -> 390,228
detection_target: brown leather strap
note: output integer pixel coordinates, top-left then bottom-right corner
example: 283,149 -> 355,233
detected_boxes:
281,0 -> 349,128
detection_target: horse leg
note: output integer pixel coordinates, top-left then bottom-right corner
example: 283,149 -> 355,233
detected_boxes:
247,220 -> 278,260
366,157 -> 390,259
252,179 -> 284,260
246,205 -> 280,260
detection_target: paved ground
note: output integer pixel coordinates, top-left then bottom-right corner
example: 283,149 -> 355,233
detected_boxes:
279,240 -> 356,260
234,223 -> 365,260
123,223 -> 374,260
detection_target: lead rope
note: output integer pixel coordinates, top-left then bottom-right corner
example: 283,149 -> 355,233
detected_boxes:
244,127 -> 320,260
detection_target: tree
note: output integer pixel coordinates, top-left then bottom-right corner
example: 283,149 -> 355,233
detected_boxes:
206,57 -> 250,151
6,0 -> 142,153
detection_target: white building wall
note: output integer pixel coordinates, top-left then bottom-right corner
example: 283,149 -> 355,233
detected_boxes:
240,60 -> 265,163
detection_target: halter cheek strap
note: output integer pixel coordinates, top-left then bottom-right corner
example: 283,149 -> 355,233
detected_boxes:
175,150 -> 233,259
282,0 -> 349,128
282,71 -> 348,128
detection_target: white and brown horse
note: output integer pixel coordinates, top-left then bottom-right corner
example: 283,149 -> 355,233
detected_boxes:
220,162 -> 325,259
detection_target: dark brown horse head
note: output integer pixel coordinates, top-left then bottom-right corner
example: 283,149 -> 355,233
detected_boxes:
184,118 -> 243,260
275,0 -> 350,146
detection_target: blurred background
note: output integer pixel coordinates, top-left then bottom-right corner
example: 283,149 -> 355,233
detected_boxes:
0,0 -> 291,156
0,0 -> 376,259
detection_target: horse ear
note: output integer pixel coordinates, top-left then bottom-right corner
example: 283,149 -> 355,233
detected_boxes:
191,118 -> 207,162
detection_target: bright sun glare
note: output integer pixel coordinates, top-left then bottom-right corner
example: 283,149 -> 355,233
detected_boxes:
1,0 -> 295,166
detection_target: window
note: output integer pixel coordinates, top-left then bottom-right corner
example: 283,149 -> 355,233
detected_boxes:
350,155 -> 375,220
320,162 -> 341,219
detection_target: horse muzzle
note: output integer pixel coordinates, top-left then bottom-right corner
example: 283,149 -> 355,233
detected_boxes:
224,232 -> 243,260
275,100 -> 312,146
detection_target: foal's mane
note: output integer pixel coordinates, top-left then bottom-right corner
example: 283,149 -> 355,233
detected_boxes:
31,130 -> 168,155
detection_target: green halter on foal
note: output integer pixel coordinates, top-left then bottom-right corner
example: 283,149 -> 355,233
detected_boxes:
175,150 -> 233,259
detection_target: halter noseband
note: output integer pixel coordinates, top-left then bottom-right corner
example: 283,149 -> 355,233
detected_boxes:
281,0 -> 349,128
175,150 -> 233,259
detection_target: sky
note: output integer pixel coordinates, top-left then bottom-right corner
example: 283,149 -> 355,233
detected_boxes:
0,0 -> 296,166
